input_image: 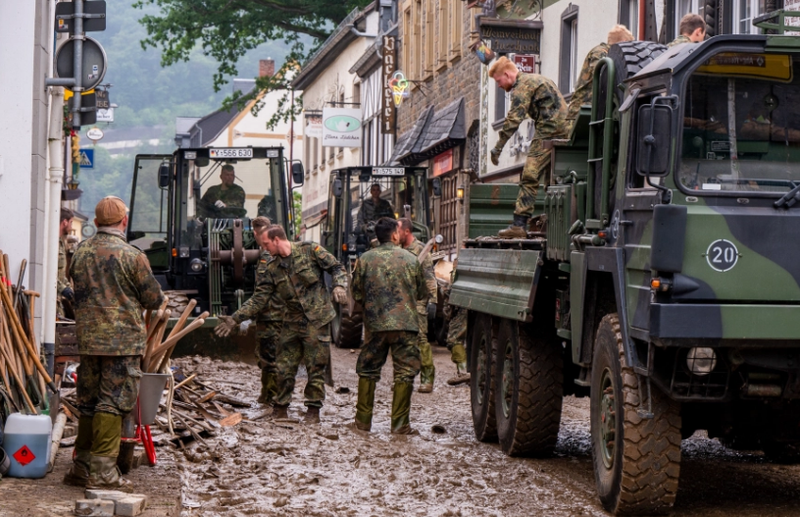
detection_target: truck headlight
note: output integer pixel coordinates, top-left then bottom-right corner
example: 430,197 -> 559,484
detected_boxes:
686,347 -> 717,376
190,258 -> 205,272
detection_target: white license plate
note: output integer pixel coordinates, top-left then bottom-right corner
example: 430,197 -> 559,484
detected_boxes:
209,148 -> 253,159
372,167 -> 405,176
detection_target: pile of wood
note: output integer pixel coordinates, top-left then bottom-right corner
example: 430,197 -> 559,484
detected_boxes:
142,298 -> 208,373
0,252 -> 53,416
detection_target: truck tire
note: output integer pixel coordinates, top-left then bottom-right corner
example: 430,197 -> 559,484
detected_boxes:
590,314 -> 681,515
494,318 -> 563,457
604,41 -> 668,106
331,305 -> 363,349
470,313 -> 497,442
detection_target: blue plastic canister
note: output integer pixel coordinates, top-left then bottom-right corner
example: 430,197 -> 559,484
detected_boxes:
1,413 -> 52,478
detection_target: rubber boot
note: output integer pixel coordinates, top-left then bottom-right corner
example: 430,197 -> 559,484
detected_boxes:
447,362 -> 471,386
257,370 -> 276,405
418,366 -> 434,393
391,382 -> 418,435
498,215 -> 529,239
354,377 -> 376,432
272,405 -> 289,420
303,406 -> 321,424
64,415 -> 94,486
86,413 -> 133,493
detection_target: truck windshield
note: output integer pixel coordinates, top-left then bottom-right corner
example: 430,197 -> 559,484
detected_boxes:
678,53 -> 800,195
188,158 -> 279,222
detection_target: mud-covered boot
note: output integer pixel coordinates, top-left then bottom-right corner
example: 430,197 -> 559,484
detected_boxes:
63,415 -> 94,486
418,366 -> 434,393
271,405 -> 289,420
257,370 -> 276,405
498,215 -> 529,239
86,455 -> 134,493
447,362 -> 471,386
86,412 -> 133,493
303,406 -> 321,424
391,382 -> 418,435
354,377 -> 376,432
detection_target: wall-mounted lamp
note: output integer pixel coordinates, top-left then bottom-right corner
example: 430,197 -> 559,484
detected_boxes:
456,185 -> 465,201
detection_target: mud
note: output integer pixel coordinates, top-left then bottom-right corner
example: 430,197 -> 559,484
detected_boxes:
170,346 -> 800,517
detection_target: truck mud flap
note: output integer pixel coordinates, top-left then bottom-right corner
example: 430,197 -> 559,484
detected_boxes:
449,247 -> 541,322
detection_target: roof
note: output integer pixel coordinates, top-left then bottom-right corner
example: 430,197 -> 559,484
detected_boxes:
387,97 -> 466,165
187,86 -> 256,147
291,2 -> 377,90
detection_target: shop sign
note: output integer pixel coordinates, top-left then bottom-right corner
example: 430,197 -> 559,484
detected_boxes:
513,54 -> 536,74
381,35 -> 397,134
479,18 -> 542,55
322,108 -> 362,148
305,112 -> 322,139
432,149 -> 453,177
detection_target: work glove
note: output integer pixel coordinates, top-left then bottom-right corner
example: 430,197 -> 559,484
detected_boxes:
214,315 -> 238,338
214,200 -> 227,209
61,286 -> 74,302
427,301 -> 437,320
490,148 -> 501,166
332,286 -> 348,305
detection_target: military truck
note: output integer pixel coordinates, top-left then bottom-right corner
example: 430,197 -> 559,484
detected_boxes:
321,165 -> 436,348
127,146 -> 303,358
450,25 -> 800,515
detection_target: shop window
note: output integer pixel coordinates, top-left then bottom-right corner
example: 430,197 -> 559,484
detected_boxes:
559,5 -> 579,95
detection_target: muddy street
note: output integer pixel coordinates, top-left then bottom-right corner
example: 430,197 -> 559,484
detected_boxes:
163,346 -> 800,517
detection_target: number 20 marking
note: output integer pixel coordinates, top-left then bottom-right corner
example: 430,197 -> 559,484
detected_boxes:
706,239 -> 739,272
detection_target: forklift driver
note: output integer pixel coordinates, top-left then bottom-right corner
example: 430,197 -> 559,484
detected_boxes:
199,164 -> 246,217
356,183 -> 395,236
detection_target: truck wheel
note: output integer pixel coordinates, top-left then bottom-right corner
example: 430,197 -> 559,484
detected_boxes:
332,305 -> 363,349
604,41 -> 668,105
590,314 -> 681,515
470,313 -> 497,442
495,318 -> 563,457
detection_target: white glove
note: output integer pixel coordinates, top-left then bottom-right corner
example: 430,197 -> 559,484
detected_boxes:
239,320 -> 252,334
215,200 -> 226,208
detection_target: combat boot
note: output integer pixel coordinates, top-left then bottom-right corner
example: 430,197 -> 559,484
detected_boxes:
354,377 -> 376,432
498,215 -> 529,239
447,362 -> 471,386
257,370 -> 276,405
63,415 -> 94,486
303,406 -> 321,424
86,456 -> 134,493
391,382 -> 418,435
271,405 -> 289,420
418,366 -> 434,393
86,412 -> 134,493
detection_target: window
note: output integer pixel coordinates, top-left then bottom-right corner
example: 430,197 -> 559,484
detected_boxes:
423,0 -> 435,79
559,4 -> 579,95
438,0 -> 449,70
403,4 -> 413,76
494,83 -> 508,125
674,0 -> 705,39
619,0 -> 638,38
733,0 -> 767,34
449,0 -> 462,60
414,0 -> 423,80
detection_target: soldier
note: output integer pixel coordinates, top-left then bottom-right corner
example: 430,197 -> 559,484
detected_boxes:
443,260 -> 470,385
357,183 -> 395,235
489,57 -> 569,239
57,207 -> 75,318
64,196 -> 165,491
566,24 -> 635,128
199,164 -> 246,217
397,218 -> 438,393
669,13 -> 706,47
351,217 -> 428,434
215,225 -> 347,423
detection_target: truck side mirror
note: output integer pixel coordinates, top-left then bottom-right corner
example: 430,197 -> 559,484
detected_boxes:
432,177 -> 442,197
332,177 -> 343,198
636,102 -> 673,176
291,162 -> 305,186
158,163 -> 170,189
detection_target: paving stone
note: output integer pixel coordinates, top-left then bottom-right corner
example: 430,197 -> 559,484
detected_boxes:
84,489 -> 128,502
74,499 -> 114,517
114,495 -> 148,517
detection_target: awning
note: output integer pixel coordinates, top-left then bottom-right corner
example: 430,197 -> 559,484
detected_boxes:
386,97 -> 466,166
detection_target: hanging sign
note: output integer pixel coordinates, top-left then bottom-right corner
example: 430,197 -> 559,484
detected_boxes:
322,108 -> 362,148
381,35 -> 397,134
388,71 -> 410,108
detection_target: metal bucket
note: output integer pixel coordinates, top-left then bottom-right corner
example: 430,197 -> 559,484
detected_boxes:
0,447 -> 10,476
134,373 -> 170,426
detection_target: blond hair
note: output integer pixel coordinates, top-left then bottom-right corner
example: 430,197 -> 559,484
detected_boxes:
488,56 -> 517,78
608,24 -> 634,45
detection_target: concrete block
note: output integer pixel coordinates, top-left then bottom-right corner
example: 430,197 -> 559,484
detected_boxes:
115,495 -> 148,517
84,489 -> 128,502
74,499 -> 114,516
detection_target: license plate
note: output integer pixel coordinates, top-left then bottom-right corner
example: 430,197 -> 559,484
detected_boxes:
209,148 -> 253,159
372,167 -> 405,176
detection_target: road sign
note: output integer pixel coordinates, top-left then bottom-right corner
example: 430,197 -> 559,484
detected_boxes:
86,127 -> 104,142
79,149 -> 94,169
55,37 -> 108,91
55,1 -> 107,33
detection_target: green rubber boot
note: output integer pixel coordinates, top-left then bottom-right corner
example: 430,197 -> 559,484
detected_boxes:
258,370 -> 277,405
63,415 -> 94,486
86,412 -> 133,493
355,377 -> 376,431
391,382 -> 417,435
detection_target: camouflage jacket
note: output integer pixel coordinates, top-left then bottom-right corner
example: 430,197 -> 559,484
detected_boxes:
668,34 -> 692,47
404,238 -> 437,313
235,250 -> 285,324
233,242 -> 345,328
567,42 -> 609,121
495,73 -> 568,152
70,229 -> 165,356
200,183 -> 245,208
57,237 -> 70,294
352,242 -> 428,333
357,198 -> 395,232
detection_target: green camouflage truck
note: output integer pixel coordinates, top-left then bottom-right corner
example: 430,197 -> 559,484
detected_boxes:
450,24 -> 800,515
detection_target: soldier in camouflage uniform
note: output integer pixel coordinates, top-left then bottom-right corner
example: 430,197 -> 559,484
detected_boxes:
397,218 -> 438,393
199,164 -> 246,218
357,183 -> 395,236
566,25 -> 635,130
57,207 -> 75,318
489,57 -> 569,239
216,225 -> 347,423
65,196 -> 165,492
443,261 -> 470,385
351,218 -> 428,434
669,13 -> 706,47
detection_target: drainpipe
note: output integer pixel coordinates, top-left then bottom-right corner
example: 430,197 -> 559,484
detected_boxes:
639,0 -> 647,41
42,87 -> 65,376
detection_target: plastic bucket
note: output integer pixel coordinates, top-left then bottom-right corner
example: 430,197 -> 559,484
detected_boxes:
0,447 -> 10,476
134,373 -> 170,426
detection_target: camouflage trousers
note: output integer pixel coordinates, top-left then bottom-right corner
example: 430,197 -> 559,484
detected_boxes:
76,355 -> 142,417
256,321 -> 281,373
417,310 -> 434,383
274,319 -> 330,408
357,330 -> 421,385
446,306 -> 468,364
515,139 -> 552,218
